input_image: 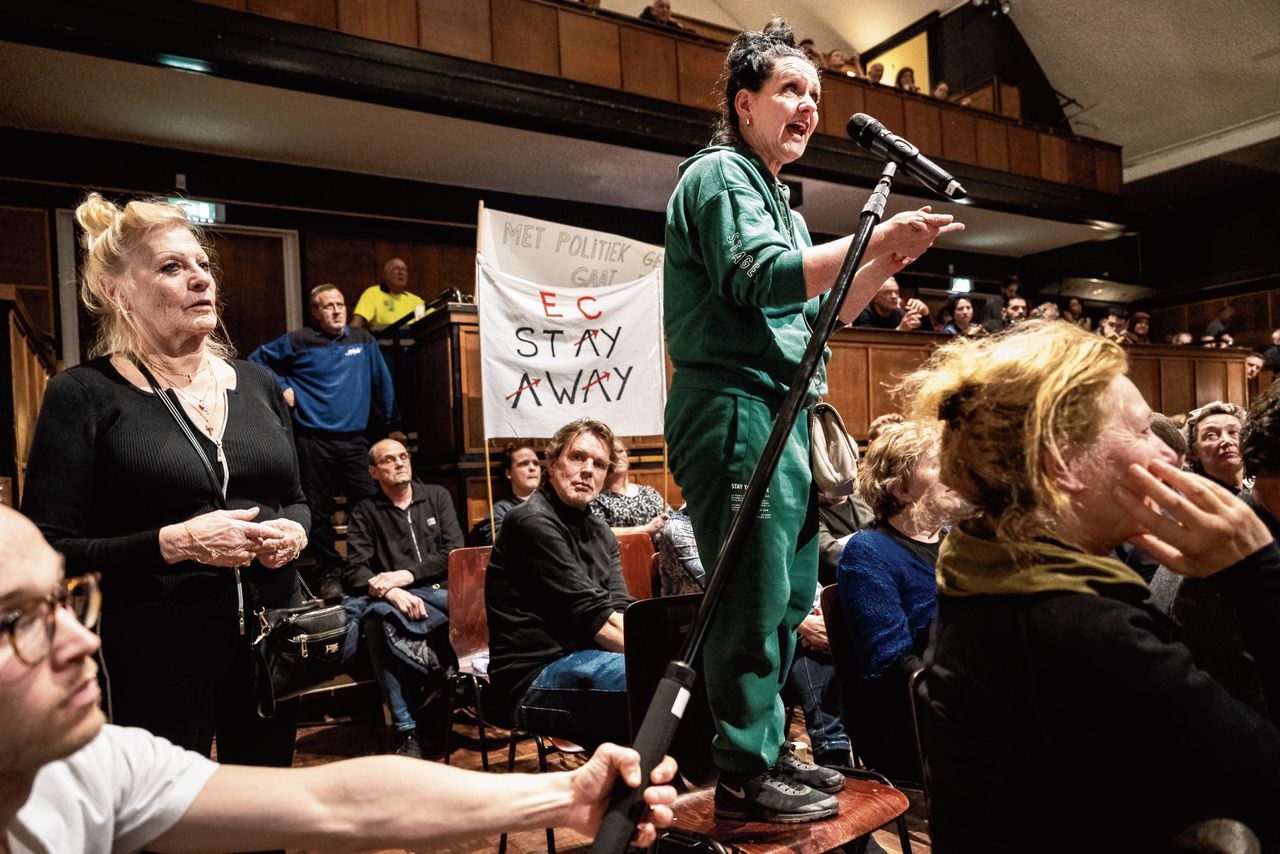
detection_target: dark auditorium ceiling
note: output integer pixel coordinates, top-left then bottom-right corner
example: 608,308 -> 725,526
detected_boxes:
1,1 -> 1277,259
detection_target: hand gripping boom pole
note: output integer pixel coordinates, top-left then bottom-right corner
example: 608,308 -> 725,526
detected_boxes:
590,161 -> 901,854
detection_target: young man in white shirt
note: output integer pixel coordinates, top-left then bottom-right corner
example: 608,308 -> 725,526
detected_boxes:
0,506 -> 675,853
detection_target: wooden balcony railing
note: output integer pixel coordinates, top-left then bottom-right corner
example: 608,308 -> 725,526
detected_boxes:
200,0 -> 1122,195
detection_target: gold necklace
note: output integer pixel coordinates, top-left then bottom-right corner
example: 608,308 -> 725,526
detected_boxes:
149,354 -> 222,437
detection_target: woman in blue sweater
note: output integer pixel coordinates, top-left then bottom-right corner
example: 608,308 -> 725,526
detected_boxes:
836,420 -> 960,782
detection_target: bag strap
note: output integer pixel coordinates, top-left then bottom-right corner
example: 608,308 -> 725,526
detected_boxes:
134,358 -> 227,510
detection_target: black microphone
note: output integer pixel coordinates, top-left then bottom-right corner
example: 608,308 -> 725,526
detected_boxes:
846,113 -> 967,199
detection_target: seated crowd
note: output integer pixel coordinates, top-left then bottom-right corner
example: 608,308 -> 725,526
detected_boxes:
8,193 -> 1278,850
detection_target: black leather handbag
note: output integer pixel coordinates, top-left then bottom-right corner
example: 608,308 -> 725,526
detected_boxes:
250,590 -> 348,718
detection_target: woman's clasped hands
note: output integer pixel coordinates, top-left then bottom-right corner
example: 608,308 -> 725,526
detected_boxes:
161,508 -> 308,569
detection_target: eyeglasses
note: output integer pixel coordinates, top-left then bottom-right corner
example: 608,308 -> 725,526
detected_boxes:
1,573 -> 101,666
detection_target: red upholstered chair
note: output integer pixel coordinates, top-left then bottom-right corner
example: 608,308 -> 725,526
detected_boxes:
617,530 -> 657,600
443,545 -> 494,770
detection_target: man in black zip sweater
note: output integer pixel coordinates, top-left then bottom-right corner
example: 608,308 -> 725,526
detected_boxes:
344,437 -> 463,757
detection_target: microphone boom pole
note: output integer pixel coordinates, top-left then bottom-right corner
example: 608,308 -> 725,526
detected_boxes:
590,158 -> 904,854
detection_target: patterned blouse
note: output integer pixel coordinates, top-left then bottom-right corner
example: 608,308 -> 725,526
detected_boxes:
590,484 -> 666,528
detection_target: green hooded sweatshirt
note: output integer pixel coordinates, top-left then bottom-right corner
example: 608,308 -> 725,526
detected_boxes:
663,145 -> 825,404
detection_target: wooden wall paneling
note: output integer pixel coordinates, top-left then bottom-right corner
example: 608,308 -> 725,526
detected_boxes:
998,81 -> 1021,120
972,116 -> 1008,171
1271,291 -> 1280,331
1229,292 -> 1270,343
1194,360 -> 1227,407
1038,133 -> 1070,184
1006,126 -> 1040,178
303,233 -> 378,312
247,0 -> 337,28
13,289 -> 51,339
212,232 -> 288,356
466,472 -> 512,529
419,0 -> 492,62
939,107 -> 977,165
620,25 -> 678,101
1186,301 -> 1215,339
558,10 -> 622,89
1159,358 -> 1195,416
818,77 -> 864,140
0,207 -> 50,287
866,345 -> 927,425
1226,361 -> 1247,407
676,40 -> 722,111
902,99 -> 943,158
1066,139 -> 1097,190
825,340 -> 869,439
1126,355 -> 1160,412
1095,147 -> 1122,194
460,324 -> 486,452
417,323 -> 458,452
1149,306 -> 1187,344
491,0 -> 559,76
193,0 -> 247,9
440,244 -> 479,296
965,82 -> 994,113
863,88 -> 905,136
338,0 -> 417,46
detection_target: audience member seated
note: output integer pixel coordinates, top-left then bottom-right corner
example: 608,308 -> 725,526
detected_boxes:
344,438 -> 463,758
250,282 -> 401,600
655,505 -> 704,596
639,0 -> 684,30
798,38 -> 821,64
867,412 -> 905,446
1060,295 -> 1091,331
486,418 -> 633,748
894,67 -> 920,93
1246,352 -> 1266,382
1185,402 -> 1245,493
818,485 -> 876,583
1125,309 -> 1151,344
1096,306 -> 1129,342
590,437 -> 670,538
979,275 -> 1020,326
1264,328 -> 1280,367
981,294 -> 1026,333
853,277 -> 934,331
467,443 -> 542,546
352,258 -> 426,331
866,61 -> 885,85
1171,329 -> 1194,345
1201,302 -> 1235,343
1028,301 -> 1060,321
931,80 -> 972,107
0,504 -> 679,852
901,320 -> 1280,851
836,420 -> 960,783
940,295 -> 980,336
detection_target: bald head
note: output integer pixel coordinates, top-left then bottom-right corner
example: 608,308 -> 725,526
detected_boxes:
383,258 -> 409,294
368,438 -> 413,494
0,505 -> 58,592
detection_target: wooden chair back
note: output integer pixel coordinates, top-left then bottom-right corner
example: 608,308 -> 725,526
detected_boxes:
617,531 -> 656,600
446,545 -> 491,663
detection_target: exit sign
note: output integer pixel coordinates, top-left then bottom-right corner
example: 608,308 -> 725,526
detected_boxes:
168,197 -> 224,225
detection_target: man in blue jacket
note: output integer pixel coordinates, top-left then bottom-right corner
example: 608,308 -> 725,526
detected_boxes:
250,283 -> 402,599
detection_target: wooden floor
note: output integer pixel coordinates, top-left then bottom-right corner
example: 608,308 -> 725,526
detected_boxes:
283,685 -> 932,853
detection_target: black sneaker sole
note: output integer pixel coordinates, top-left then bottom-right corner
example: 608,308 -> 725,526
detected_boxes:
714,801 -> 840,824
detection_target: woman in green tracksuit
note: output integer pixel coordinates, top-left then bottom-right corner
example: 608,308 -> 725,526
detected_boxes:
662,18 -> 962,823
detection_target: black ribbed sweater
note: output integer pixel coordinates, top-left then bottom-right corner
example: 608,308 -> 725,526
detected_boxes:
22,357 -> 309,616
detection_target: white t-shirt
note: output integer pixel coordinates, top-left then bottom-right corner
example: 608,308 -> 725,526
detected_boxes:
6,725 -> 218,854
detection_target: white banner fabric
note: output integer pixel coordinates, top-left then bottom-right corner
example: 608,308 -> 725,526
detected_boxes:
476,256 -> 666,439
479,207 -> 664,288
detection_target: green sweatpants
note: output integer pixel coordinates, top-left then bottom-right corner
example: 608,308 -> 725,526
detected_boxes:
665,385 -> 819,773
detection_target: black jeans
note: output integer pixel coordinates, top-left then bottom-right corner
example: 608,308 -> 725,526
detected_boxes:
295,431 -> 378,580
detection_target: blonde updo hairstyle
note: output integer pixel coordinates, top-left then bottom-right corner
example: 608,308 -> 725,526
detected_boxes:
856,420 -> 942,522
897,321 -> 1127,543
75,192 -> 232,360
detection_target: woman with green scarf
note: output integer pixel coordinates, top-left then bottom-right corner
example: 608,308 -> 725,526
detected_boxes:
900,320 -> 1280,852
